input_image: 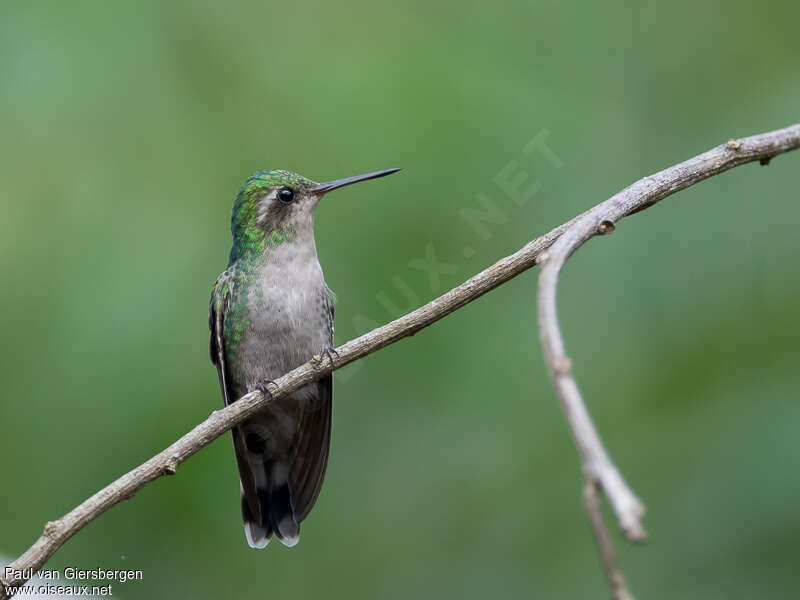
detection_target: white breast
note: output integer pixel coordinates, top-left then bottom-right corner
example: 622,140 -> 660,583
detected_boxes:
238,242 -> 330,386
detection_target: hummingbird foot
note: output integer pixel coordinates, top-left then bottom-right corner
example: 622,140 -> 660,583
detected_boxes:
311,347 -> 339,368
324,347 -> 340,365
255,379 -> 280,399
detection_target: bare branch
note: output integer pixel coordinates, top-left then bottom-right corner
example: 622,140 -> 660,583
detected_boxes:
2,124 -> 799,599
539,238 -> 647,542
537,123 -> 800,598
584,478 -> 634,600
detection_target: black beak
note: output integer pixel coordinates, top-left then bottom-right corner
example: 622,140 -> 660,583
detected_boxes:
314,168 -> 401,195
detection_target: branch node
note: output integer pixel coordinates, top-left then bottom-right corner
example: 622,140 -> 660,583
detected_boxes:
537,251 -> 550,264
726,138 -> 742,150
597,220 -> 616,235
760,156 -> 773,166
43,520 -> 59,537
163,456 -> 180,475
552,355 -> 573,376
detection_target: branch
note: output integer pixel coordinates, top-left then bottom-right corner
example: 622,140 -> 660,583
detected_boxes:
2,124 -> 799,599
583,478 -> 634,600
537,123 -> 800,598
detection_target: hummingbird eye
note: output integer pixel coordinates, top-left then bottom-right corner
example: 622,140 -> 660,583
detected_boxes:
277,187 -> 295,204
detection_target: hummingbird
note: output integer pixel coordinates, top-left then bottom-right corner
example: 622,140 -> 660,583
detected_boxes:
209,167 -> 400,548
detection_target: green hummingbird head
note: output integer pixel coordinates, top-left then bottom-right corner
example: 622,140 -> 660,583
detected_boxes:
229,167 -> 401,262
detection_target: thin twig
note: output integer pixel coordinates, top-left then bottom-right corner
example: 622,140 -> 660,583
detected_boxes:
584,478 -> 634,600
538,239 -> 647,541
2,124 -> 799,599
537,123 -> 800,598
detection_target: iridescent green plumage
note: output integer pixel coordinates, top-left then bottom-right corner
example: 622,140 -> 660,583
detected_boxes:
229,170 -> 315,262
214,170 -> 315,373
209,167 -> 400,549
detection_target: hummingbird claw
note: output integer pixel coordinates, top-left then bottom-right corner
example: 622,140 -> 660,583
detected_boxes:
322,348 -> 340,367
311,348 -> 339,367
256,379 -> 279,398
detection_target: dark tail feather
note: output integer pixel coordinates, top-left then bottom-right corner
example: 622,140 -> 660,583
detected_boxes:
236,376 -> 332,549
260,460 -> 300,547
234,427 -> 272,550
242,458 -> 299,549
241,482 -> 271,549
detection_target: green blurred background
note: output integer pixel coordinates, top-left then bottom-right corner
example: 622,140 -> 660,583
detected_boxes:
1,1 -> 799,598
